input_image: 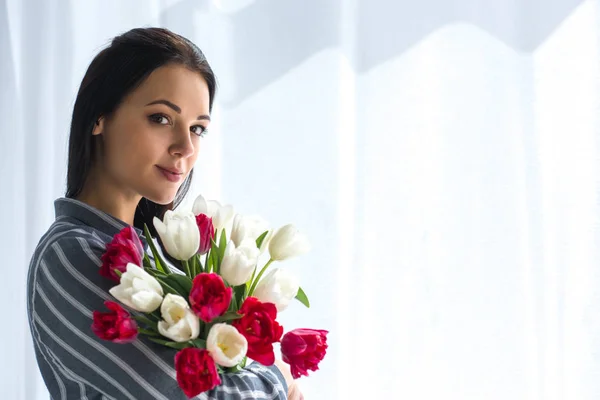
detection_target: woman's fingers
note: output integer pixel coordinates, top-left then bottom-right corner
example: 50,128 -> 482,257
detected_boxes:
287,381 -> 304,400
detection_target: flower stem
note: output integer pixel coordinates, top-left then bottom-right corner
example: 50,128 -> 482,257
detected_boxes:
248,259 -> 274,297
196,255 -> 204,275
182,259 -> 191,278
191,256 -> 199,277
137,327 -> 160,337
133,315 -> 158,327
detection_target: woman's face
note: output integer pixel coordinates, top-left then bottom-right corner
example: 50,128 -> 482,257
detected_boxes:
94,63 -> 210,205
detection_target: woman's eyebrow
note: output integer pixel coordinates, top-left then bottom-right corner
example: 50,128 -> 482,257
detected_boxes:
146,99 -> 210,121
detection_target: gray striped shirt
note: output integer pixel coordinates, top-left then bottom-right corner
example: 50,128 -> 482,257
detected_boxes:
26,198 -> 288,399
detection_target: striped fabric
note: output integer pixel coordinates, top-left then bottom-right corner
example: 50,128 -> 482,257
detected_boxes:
26,198 -> 288,400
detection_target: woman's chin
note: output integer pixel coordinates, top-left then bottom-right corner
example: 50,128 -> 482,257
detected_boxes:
145,191 -> 177,206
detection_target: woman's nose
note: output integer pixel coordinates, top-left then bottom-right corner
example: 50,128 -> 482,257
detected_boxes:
169,126 -> 195,158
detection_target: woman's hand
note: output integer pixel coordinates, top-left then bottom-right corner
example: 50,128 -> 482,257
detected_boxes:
274,359 -> 304,400
287,381 -> 304,400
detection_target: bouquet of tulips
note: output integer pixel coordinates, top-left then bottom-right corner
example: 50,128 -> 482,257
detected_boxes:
90,194 -> 328,398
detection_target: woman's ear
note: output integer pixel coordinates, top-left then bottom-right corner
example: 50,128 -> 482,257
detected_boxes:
92,117 -> 105,136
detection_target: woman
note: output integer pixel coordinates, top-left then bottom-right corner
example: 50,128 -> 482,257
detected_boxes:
26,27 -> 302,399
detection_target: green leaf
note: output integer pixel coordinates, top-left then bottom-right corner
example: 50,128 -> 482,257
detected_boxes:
137,328 -> 160,337
143,224 -> 167,274
189,338 -> 207,348
206,250 -> 214,273
229,295 -> 237,312
200,321 -> 212,338
234,284 -> 246,307
166,273 -> 193,294
114,270 -> 123,278
226,364 -> 244,373
148,337 -> 190,350
144,267 -> 167,279
213,253 -> 219,274
218,228 -> 227,260
155,277 -> 185,297
212,248 -> 220,275
143,253 -> 152,270
160,275 -> 188,296
295,286 -> 310,308
133,315 -> 159,331
213,311 -> 243,323
209,239 -> 219,273
256,230 -> 269,250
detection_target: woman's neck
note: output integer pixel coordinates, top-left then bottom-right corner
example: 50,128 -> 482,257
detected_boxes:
76,170 -> 141,226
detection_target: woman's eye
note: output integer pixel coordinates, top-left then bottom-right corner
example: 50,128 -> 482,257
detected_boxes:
191,125 -> 207,137
149,114 -> 170,125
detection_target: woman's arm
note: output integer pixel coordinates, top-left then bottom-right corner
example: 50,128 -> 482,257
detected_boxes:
275,359 -> 304,400
29,233 -> 287,399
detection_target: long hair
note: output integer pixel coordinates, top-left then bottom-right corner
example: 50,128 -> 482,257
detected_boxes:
66,27 -> 216,236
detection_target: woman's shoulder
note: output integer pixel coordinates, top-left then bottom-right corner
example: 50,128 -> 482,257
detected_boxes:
27,216 -> 113,310
31,216 -> 108,267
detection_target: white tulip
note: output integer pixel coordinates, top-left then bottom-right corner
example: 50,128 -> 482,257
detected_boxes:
268,224 -> 311,261
220,239 -> 260,286
230,214 -> 272,253
109,263 -> 164,312
157,294 -> 200,342
153,210 -> 199,261
253,268 -> 300,311
192,194 -> 234,232
207,323 -> 248,367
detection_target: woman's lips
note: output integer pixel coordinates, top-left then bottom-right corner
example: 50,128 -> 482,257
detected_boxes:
156,165 -> 183,182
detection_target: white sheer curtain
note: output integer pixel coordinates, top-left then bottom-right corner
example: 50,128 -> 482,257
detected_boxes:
2,0 -> 600,399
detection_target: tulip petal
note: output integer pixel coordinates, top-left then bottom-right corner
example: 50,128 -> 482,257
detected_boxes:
108,285 -> 133,309
108,264 -> 163,312
269,224 -> 311,261
158,294 -> 200,342
192,194 -> 208,216
207,323 -> 248,367
254,268 -> 299,311
131,291 -> 162,312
